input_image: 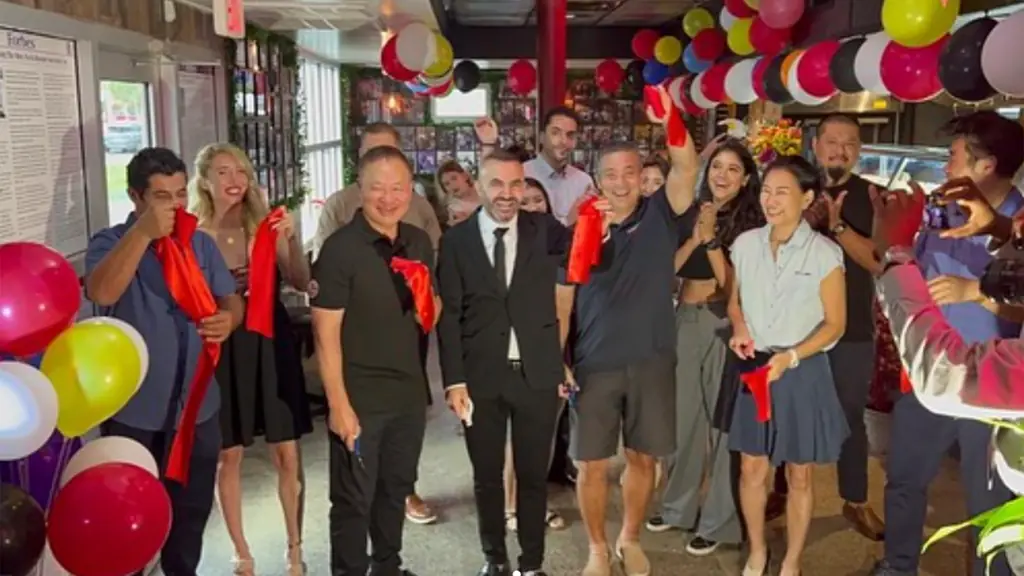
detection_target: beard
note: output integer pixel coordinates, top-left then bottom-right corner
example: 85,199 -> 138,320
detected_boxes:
825,166 -> 848,184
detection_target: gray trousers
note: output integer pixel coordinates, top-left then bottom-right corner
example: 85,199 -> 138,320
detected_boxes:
659,301 -> 742,544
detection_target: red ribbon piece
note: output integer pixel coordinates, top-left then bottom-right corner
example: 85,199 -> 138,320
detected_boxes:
643,85 -> 688,148
390,257 -> 436,333
245,207 -> 285,338
899,369 -> 912,395
154,208 -> 222,484
566,196 -> 604,285
741,365 -> 772,422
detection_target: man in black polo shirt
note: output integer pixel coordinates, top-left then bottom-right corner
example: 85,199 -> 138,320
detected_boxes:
565,88 -> 700,576
766,113 -> 886,540
311,146 -> 438,576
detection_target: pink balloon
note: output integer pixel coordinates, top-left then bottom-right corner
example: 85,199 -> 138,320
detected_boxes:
880,35 -> 949,103
796,40 -> 840,98
760,0 -> 806,30
0,242 -> 81,357
701,62 -> 733,103
981,10 -> 1024,97
750,16 -> 791,55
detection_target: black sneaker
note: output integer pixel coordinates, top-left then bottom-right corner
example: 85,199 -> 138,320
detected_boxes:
869,560 -> 915,576
645,515 -> 677,533
685,536 -> 720,556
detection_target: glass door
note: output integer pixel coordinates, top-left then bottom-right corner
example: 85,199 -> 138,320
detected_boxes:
100,80 -> 154,225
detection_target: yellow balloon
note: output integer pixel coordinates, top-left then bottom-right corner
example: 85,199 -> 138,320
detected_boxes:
424,34 -> 454,78
745,0 -> 760,9
682,8 -> 715,38
41,322 -> 142,438
727,18 -> 755,56
882,0 -> 960,48
654,36 -> 683,65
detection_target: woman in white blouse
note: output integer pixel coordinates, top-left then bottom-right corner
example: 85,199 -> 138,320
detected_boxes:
727,155 -> 850,576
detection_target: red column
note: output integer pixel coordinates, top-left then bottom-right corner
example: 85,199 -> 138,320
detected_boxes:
536,0 -> 567,121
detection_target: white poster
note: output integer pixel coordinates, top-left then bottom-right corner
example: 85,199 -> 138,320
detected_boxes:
178,65 -> 219,167
0,28 -> 88,257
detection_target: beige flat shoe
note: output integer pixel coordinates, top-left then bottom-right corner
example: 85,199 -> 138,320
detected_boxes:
615,540 -> 651,576
581,549 -> 611,576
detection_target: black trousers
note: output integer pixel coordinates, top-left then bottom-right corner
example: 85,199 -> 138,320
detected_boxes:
329,408 -> 426,576
464,362 -> 560,572
101,417 -> 221,576
773,341 -> 874,503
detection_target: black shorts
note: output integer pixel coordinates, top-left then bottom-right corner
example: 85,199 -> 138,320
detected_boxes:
568,354 -> 677,462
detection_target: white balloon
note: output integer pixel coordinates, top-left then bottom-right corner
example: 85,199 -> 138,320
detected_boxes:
0,361 -> 58,461
725,58 -> 759,104
80,317 -> 149,393
60,435 -> 159,487
854,31 -> 891,96
787,51 -> 830,106
667,76 -> 686,110
34,544 -> 72,576
395,22 -> 436,72
691,71 -> 717,108
720,8 -> 737,30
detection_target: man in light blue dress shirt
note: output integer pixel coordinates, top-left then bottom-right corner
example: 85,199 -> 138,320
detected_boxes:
84,148 -> 243,576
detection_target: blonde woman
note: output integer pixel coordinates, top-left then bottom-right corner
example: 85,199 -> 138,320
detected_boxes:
190,143 -> 313,576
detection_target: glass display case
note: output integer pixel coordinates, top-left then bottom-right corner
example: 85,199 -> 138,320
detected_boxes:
855,144 -> 949,193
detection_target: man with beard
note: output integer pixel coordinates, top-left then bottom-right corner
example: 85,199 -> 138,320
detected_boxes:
437,149 -> 610,576
565,88 -> 700,576
764,113 -> 886,540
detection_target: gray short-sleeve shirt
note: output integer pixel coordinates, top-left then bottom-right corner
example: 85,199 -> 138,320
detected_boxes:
732,220 -> 844,351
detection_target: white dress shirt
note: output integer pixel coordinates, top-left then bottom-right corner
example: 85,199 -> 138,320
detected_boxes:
524,155 -> 593,225
478,208 -> 521,361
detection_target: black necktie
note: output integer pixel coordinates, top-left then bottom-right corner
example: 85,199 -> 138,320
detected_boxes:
493,227 -> 508,287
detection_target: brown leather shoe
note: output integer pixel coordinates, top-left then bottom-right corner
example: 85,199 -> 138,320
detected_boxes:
843,502 -> 885,541
765,492 -> 786,522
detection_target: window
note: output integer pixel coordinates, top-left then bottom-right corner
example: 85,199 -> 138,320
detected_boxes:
298,58 -> 344,246
431,86 -> 491,124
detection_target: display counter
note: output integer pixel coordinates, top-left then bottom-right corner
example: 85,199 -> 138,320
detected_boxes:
856,144 -> 948,193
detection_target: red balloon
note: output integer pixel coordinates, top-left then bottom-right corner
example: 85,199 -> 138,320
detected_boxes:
48,463 -> 171,576
595,59 -> 625,94
701,62 -> 733,103
0,242 -> 80,357
796,40 -> 841,98
725,0 -> 757,18
880,35 -> 949,103
380,36 -> 417,82
752,57 -> 772,99
425,78 -> 453,96
507,60 -> 537,95
632,29 -> 661,60
692,28 -> 726,61
750,16 -> 791,55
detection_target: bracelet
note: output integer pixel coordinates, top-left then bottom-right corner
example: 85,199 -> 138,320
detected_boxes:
705,237 -> 722,250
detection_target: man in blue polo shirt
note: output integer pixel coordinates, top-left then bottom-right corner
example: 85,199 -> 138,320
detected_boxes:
872,112 -> 1024,576
563,89 -> 700,576
84,147 -> 243,576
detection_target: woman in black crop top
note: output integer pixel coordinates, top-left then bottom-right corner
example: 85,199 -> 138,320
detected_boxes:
648,139 -> 765,554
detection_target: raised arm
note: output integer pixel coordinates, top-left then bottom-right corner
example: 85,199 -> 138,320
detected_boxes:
878,264 -> 1024,418
648,86 -> 700,216
436,234 -> 467,388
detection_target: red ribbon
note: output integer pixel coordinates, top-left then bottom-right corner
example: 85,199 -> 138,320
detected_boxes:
741,365 -> 772,422
899,369 -> 912,395
154,208 -> 222,484
643,85 -> 689,148
566,196 -> 604,284
245,207 -> 285,338
390,257 -> 436,333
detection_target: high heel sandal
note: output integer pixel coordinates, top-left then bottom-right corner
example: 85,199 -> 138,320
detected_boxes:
286,541 -> 307,576
742,549 -> 771,576
231,556 -> 255,576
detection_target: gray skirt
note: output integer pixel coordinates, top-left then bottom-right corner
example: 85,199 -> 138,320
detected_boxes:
728,352 -> 849,465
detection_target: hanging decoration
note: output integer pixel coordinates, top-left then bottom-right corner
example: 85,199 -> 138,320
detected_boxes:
854,31 -> 893,95
506,59 -> 537,95
750,16 -> 790,55
759,0 -> 805,30
594,59 -> 625,94
727,18 -> 756,56
787,51 -> 831,106
881,0 -> 960,48
692,28 -> 726,61
452,60 -> 481,93
643,59 -> 671,85
762,52 -> 794,104
725,0 -> 758,19
682,7 -> 716,38
700,62 -> 733,103
938,18 -> 996,102
682,44 -> 712,74
981,9 -> 1024,97
796,40 -> 841,98
829,38 -> 866,94
725,58 -> 760,104
690,71 -> 717,109
625,59 -> 647,91
631,29 -> 661,60
880,34 -> 949,102
380,21 -> 459,99
654,36 -> 683,65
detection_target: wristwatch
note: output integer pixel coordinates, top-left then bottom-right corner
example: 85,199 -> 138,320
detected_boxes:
830,222 -> 848,236
880,245 -> 915,275
787,349 -> 800,369
705,237 -> 722,250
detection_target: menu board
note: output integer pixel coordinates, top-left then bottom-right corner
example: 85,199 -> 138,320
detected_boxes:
178,65 -> 219,168
0,28 -> 88,257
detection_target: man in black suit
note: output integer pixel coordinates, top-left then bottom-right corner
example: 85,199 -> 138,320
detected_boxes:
437,149 -> 609,576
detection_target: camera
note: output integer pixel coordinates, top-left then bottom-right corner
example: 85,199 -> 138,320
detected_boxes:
980,237 -> 1024,306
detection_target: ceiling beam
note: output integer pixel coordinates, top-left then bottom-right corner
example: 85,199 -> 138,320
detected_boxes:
448,24 -> 685,59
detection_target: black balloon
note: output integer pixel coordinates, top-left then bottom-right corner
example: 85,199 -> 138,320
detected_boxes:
830,38 -> 865,94
763,52 -> 793,105
939,17 -> 998,103
452,60 -> 481,93
0,484 -> 46,576
626,59 -> 646,92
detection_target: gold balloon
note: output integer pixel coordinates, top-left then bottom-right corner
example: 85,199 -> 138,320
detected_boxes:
727,18 -> 756,56
683,8 -> 715,38
881,0 -> 960,48
424,34 -> 454,78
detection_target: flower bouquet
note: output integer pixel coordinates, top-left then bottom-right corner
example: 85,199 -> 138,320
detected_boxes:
748,119 -> 803,167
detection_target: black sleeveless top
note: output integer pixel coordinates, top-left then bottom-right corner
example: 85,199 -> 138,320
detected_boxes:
675,203 -> 715,280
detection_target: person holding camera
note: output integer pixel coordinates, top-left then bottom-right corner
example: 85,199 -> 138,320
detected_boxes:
869,111 -> 1024,576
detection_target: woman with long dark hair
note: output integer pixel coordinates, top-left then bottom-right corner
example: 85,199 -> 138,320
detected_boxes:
647,139 -> 764,557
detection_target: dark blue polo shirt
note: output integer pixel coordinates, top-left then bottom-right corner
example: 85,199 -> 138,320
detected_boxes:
559,188 -> 679,373
85,214 -> 236,431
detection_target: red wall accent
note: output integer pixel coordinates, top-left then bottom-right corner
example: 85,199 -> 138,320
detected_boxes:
537,0 -> 568,120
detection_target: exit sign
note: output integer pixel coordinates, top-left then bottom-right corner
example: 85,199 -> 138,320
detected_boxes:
213,0 -> 245,39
